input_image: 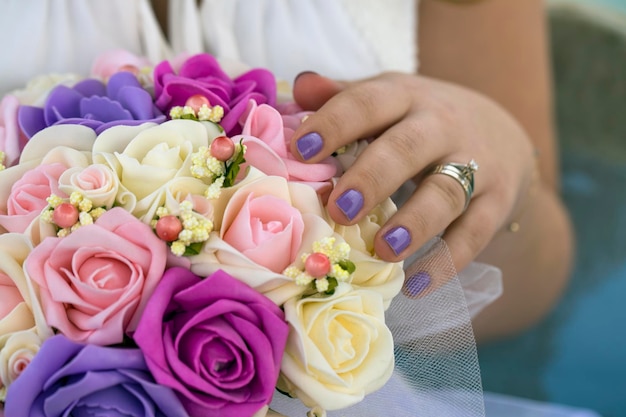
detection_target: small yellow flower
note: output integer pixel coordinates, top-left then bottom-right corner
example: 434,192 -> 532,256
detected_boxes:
46,195 -> 63,208
170,241 -> 186,256
315,278 -> 330,293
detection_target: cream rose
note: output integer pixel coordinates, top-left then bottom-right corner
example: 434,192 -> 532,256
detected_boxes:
132,176 -> 210,223
278,283 -> 395,410
0,125 -> 94,240
93,120 -> 222,200
11,73 -> 82,106
0,233 -> 50,399
57,164 -> 121,209
333,197 -> 404,307
0,330 -> 43,400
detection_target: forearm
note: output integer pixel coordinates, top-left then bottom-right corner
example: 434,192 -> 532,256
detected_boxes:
473,182 -> 574,342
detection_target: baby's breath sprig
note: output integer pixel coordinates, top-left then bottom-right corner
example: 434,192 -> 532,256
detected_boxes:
169,94 -> 225,132
152,200 -> 213,257
189,137 -> 246,199
42,192 -> 107,237
283,237 -> 355,296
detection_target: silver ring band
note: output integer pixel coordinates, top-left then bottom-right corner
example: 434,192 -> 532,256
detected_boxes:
428,159 -> 478,212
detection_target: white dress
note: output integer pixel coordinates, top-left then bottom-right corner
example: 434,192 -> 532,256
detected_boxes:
0,0 -> 169,96
168,0 -> 417,83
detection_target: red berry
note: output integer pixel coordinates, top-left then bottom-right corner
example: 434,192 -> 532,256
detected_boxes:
52,203 -> 79,229
156,215 -> 183,242
210,136 -> 235,161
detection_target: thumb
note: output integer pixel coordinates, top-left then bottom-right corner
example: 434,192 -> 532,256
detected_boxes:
293,72 -> 346,110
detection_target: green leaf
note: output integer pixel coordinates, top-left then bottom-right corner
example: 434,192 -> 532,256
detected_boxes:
324,277 -> 339,295
223,139 -> 247,187
182,241 -> 204,256
338,259 -> 356,274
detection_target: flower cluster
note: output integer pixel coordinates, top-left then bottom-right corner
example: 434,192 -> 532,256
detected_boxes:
0,50 -> 404,417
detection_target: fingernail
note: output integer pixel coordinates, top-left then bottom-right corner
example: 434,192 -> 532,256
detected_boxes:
384,226 -> 411,256
335,189 -> 364,221
296,132 -> 323,160
294,70 -> 318,83
405,271 -> 431,297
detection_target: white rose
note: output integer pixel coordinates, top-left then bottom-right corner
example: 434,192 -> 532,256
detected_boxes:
133,176 -> 209,223
0,330 -> 43,400
11,73 -> 82,106
0,233 -> 50,399
278,283 -> 394,410
334,198 -> 404,308
93,120 -> 222,200
58,164 -> 121,209
334,139 -> 370,172
0,125 -> 95,242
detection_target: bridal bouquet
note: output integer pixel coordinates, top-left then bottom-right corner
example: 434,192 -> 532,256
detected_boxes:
0,50 -> 404,417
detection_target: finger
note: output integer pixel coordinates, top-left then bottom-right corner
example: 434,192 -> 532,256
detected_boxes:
372,168 -> 471,262
292,72 -> 345,111
326,116 -> 448,225
441,194 -> 502,272
400,196 -> 500,299
290,75 -> 413,163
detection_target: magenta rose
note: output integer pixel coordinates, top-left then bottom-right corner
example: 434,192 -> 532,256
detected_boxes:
153,53 -> 276,135
24,208 -> 168,345
134,267 -> 289,417
0,162 -> 68,233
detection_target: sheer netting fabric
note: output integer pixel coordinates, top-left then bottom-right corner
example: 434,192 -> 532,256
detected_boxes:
270,238 -> 498,417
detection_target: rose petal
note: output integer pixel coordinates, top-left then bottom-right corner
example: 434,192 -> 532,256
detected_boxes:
17,105 -> 46,139
44,85 -> 83,125
72,78 -> 107,98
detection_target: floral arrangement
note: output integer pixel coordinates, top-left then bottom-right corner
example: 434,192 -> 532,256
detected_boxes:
0,50 -> 404,417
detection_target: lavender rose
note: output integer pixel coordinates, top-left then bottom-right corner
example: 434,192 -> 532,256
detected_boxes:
134,267 -> 289,417
153,53 -> 276,135
18,72 -> 165,138
4,335 -> 188,417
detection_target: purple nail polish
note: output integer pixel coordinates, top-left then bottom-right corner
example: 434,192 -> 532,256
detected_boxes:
384,226 -> 411,256
296,132 -> 323,160
405,271 -> 431,297
335,189 -> 364,221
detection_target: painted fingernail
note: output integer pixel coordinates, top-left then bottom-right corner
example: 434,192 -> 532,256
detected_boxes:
405,271 -> 431,297
296,132 -> 323,160
384,226 -> 411,256
294,70 -> 318,83
335,189 -> 364,221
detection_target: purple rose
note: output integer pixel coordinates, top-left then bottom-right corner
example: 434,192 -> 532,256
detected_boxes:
4,335 -> 188,417
18,72 -> 166,138
134,267 -> 289,417
153,53 -> 276,135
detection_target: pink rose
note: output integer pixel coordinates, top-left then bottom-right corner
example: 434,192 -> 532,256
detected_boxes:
0,163 -> 67,233
90,49 -> 152,80
222,192 -> 304,273
191,174 -> 332,305
239,101 -> 338,191
0,96 -> 28,167
24,208 -> 168,345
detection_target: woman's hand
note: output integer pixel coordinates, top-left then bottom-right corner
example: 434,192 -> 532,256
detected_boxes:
290,72 -> 536,291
